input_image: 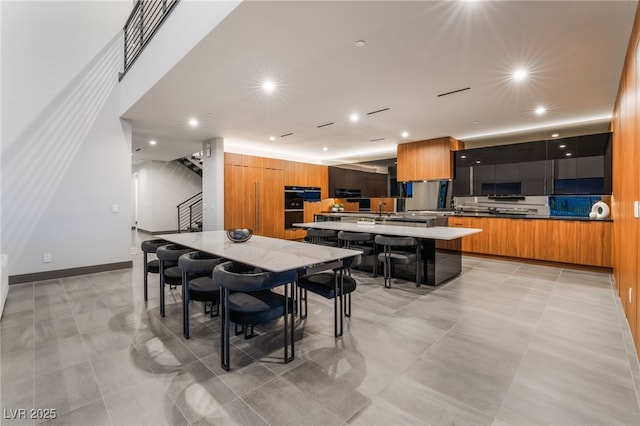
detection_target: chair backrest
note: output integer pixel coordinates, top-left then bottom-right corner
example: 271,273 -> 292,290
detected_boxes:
156,244 -> 193,262
338,231 -> 372,243
213,261 -> 297,292
178,251 -> 223,278
306,228 -> 337,244
141,239 -> 168,254
374,235 -> 416,247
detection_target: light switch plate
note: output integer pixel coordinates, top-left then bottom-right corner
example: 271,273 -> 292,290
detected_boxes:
112,204 -> 119,213
634,201 -> 640,219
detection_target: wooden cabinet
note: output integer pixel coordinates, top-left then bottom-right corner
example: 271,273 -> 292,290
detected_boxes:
225,153 -> 330,240
397,137 -> 463,181
448,216 -> 612,267
284,162 -> 329,198
224,154 -> 284,239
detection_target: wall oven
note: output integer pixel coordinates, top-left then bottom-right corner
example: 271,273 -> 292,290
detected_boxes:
284,186 -> 321,229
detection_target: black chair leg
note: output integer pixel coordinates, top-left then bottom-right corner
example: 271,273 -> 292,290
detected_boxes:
143,252 -> 149,301
333,271 -> 344,338
221,288 -> 230,371
159,261 -> 165,317
299,288 -> 308,319
182,273 -> 190,339
284,282 -> 294,363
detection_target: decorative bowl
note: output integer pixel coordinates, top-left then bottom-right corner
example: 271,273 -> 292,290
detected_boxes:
226,228 -> 253,243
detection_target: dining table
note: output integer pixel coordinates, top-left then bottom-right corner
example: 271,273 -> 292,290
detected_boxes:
157,230 -> 362,274
156,230 -> 363,363
293,222 -> 482,286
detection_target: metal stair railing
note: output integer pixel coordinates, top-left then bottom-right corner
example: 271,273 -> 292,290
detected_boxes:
177,192 -> 203,233
120,0 -> 180,80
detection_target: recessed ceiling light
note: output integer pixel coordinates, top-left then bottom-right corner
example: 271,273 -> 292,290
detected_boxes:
473,121 -> 480,125
476,160 -> 481,164
461,155 -> 467,159
269,136 -> 276,142
401,131 -> 409,138
566,152 -> 572,157
262,79 -> 276,93
551,133 -> 559,138
559,144 -> 566,148
513,68 -> 528,81
355,40 -> 366,47
535,106 -> 546,116
188,118 -> 198,127
350,113 -> 360,122
149,140 -> 157,146
323,147 -> 329,151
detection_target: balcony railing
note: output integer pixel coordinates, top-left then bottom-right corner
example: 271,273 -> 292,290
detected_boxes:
120,0 -> 180,80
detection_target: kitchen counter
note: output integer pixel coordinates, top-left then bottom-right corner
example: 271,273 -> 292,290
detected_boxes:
451,212 -> 613,221
315,212 -> 449,226
294,222 -> 482,286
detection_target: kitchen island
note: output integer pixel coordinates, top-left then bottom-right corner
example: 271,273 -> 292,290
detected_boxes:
294,222 -> 482,286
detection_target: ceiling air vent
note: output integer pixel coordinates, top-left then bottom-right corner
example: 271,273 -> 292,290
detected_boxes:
317,122 -> 334,128
280,133 -> 293,138
437,87 -> 470,97
366,107 -> 390,115
369,137 -> 385,142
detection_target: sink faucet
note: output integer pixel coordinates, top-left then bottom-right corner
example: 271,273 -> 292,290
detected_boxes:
378,201 -> 387,217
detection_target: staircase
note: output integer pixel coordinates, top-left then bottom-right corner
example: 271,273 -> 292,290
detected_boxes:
177,156 -> 202,177
177,192 -> 203,232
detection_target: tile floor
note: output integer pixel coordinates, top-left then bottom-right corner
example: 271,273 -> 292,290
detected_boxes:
1,231 -> 639,425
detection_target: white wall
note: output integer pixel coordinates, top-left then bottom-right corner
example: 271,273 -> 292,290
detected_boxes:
118,0 -> 241,115
132,160 -> 202,233
1,1 -> 133,278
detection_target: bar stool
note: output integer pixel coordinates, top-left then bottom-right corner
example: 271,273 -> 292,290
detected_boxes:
178,251 -> 224,339
374,235 -> 421,288
213,261 -> 297,371
305,228 -> 339,246
297,255 -> 360,337
156,244 -> 194,317
337,231 -> 374,274
140,239 -> 169,301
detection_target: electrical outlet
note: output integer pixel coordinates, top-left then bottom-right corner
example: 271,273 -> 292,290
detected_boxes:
629,287 -> 633,304
43,253 -> 52,263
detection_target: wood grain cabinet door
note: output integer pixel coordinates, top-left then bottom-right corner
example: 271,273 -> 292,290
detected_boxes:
259,168 -> 284,239
224,165 -> 257,231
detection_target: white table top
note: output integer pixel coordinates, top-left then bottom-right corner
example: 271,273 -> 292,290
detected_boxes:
157,231 -> 361,272
293,222 -> 482,240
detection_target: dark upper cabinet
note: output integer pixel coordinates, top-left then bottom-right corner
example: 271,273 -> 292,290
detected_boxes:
452,132 -> 611,196
329,166 -> 387,198
452,161 -> 471,197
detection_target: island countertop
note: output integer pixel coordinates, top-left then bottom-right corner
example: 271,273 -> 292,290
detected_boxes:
293,222 -> 482,240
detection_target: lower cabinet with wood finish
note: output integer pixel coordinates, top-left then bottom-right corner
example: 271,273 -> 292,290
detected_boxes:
448,216 -> 612,267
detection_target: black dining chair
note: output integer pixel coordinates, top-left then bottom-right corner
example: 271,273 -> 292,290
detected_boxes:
178,251 -> 224,339
305,228 -> 339,246
156,244 -> 194,317
213,261 -> 297,371
375,235 -> 421,288
297,255 -> 360,338
140,239 -> 169,301
337,231 -> 374,274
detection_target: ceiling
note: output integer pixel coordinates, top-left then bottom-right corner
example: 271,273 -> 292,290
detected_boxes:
124,0 -> 637,165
